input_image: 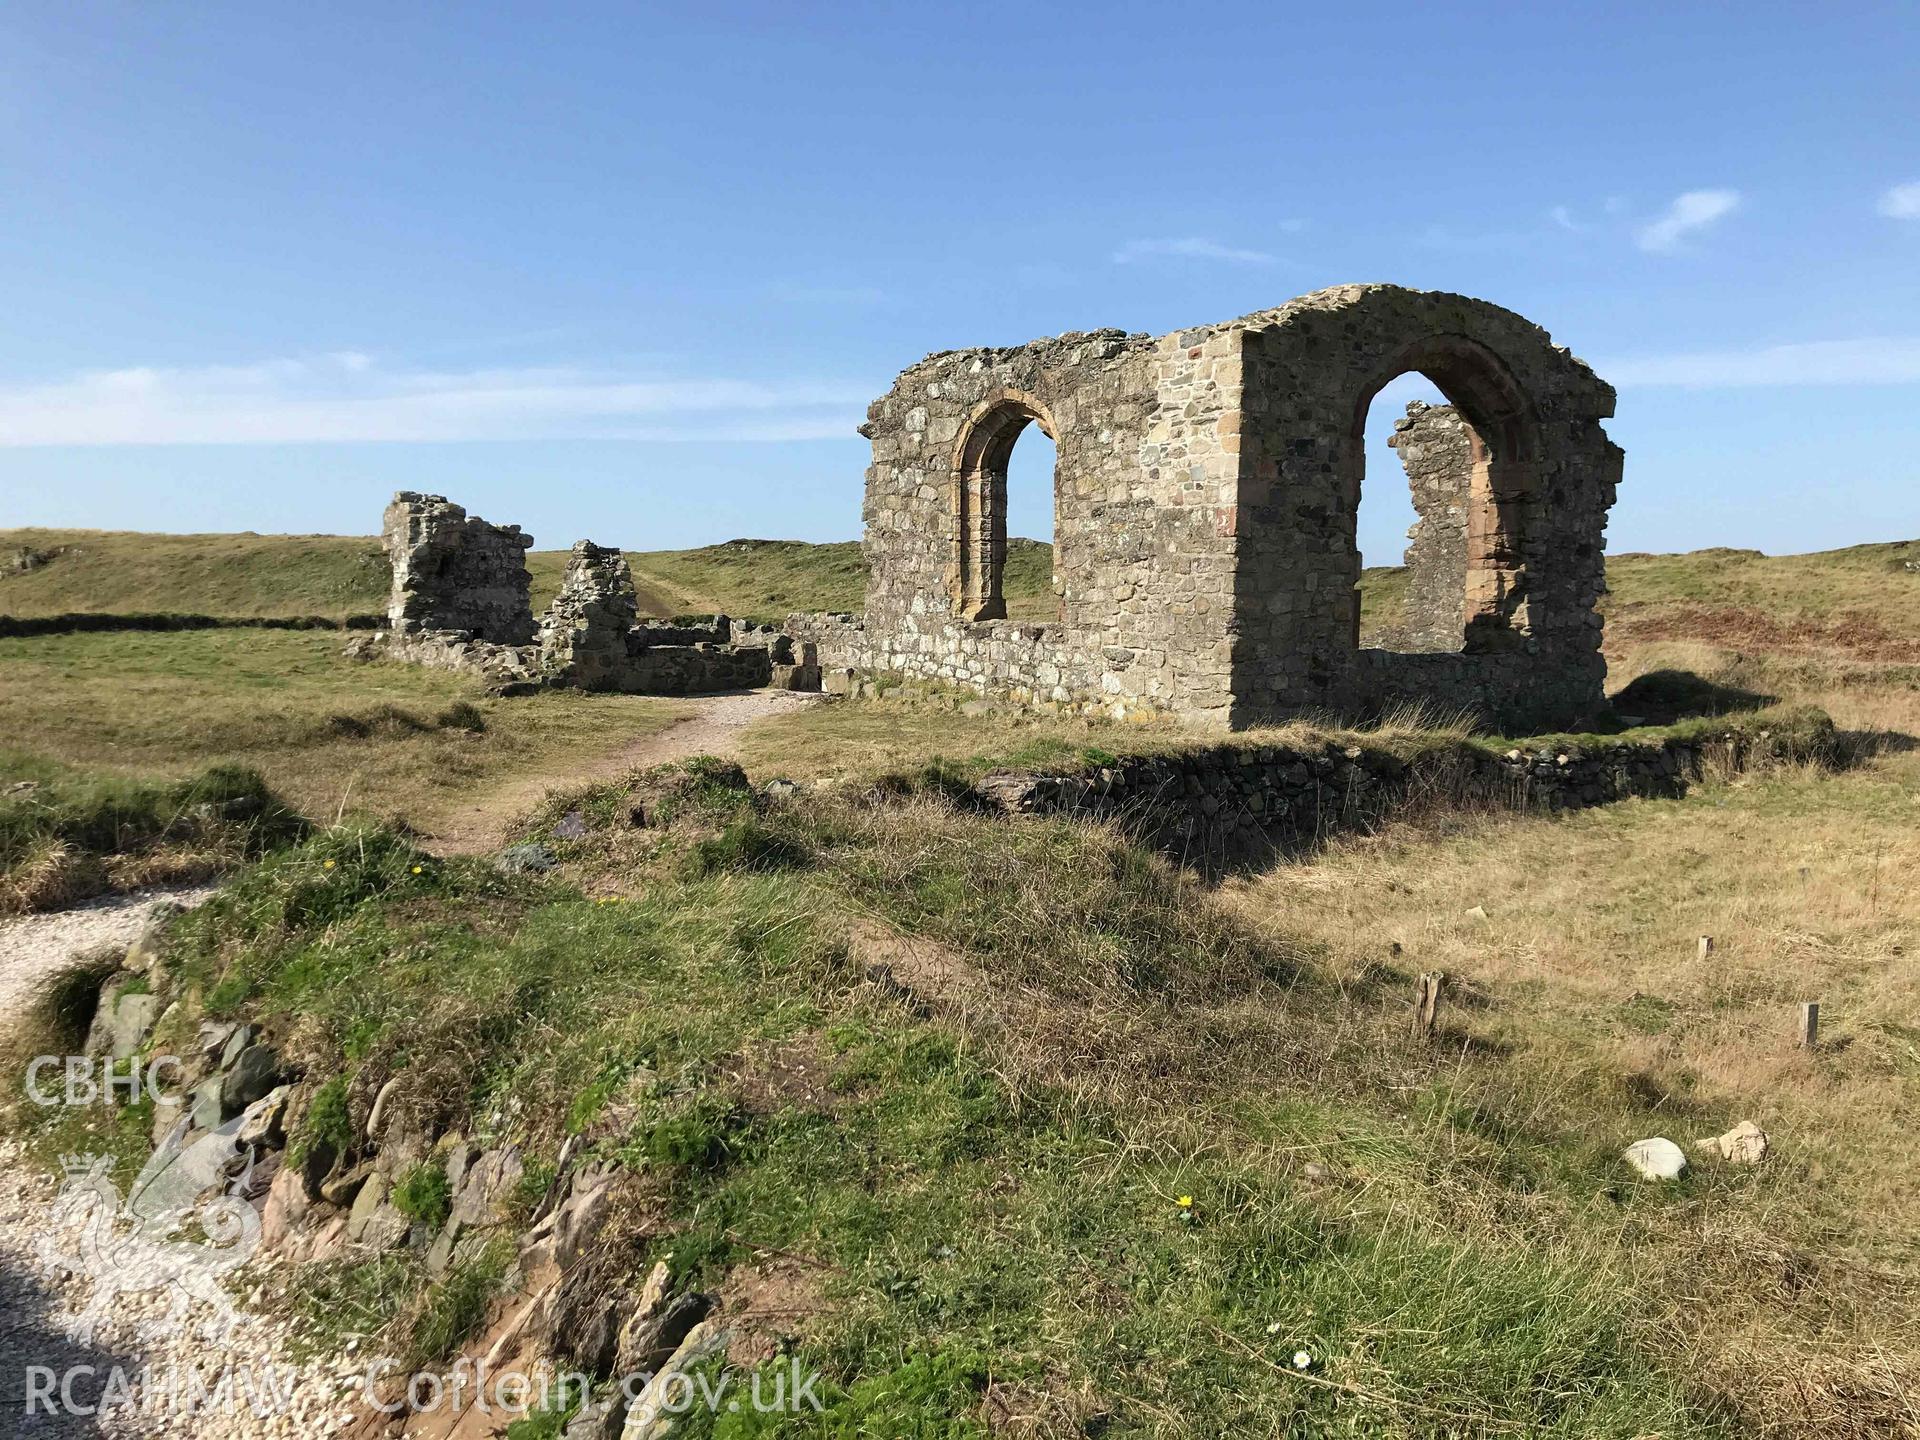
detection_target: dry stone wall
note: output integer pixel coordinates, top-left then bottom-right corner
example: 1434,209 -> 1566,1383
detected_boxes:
827,284 -> 1622,733
975,718 -> 1827,872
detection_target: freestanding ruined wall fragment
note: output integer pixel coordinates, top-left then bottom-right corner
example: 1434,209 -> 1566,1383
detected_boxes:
383,492 -> 536,644
538,541 -> 641,690
820,284 -> 1621,732
1377,401 -> 1472,654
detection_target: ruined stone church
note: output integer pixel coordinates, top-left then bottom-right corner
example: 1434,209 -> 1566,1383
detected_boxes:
377,284 -> 1620,732
798,283 -> 1621,731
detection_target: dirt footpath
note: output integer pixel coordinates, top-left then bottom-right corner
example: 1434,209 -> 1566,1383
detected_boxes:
424,688 -> 825,855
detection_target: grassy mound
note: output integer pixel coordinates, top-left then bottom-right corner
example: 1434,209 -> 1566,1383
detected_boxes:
36,763 -> 1795,1435
0,759 -> 304,912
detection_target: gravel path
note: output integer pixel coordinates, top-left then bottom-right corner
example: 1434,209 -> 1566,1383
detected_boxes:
0,886 -> 222,1020
0,1141 -> 364,1438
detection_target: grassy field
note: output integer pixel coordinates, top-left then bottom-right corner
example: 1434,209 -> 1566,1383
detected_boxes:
0,628 -> 682,839
3,527 -> 1917,1432
1,527 -> 1058,623
16,720 -> 1913,1433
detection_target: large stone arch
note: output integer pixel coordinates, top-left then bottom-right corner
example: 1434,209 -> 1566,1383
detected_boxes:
832,284 -> 1619,733
1230,285 -> 1621,729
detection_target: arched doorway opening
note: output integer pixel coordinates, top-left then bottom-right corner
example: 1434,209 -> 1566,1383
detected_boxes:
953,394 -> 1058,622
1345,337 -> 1537,655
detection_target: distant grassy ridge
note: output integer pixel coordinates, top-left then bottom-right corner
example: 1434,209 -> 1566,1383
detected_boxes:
1,528 -> 1059,625
7,527 -> 1915,643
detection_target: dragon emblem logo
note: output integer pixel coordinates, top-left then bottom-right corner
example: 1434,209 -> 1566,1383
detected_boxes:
36,1124 -> 263,1348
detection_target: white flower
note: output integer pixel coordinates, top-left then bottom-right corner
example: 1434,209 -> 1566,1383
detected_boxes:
1292,1350 -> 1312,1370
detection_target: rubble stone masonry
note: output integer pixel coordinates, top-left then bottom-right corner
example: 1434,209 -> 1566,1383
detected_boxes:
382,492 -> 536,644
810,284 -> 1621,732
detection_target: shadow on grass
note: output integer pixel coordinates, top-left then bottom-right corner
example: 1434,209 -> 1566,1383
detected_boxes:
1608,669 -> 1777,725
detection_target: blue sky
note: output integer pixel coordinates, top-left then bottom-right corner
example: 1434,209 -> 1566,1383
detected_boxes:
1,1 -> 1916,565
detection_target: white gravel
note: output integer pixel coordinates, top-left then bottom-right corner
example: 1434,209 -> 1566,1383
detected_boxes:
0,885 -> 363,1437
0,885 -> 222,1019
0,1141 -> 363,1438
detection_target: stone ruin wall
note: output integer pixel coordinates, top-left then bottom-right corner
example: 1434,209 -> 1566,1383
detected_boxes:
801,322 -> 1243,720
821,284 -> 1621,733
383,492 -> 536,645
1376,401 -> 1471,654
375,494 -> 818,696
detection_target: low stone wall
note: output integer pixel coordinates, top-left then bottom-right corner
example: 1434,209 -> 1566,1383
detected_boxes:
632,619 -> 730,646
0,611 -> 384,637
789,610 -> 1168,718
973,719 -> 1829,868
624,643 -> 773,694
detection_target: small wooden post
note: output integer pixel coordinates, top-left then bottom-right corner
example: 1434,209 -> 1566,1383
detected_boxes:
1798,1002 -> 1820,1050
1697,935 -> 1714,960
1413,972 -> 1445,1038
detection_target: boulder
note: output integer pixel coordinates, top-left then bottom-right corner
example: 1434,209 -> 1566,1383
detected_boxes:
188,1077 -> 226,1132
83,977 -> 163,1060
122,907 -> 181,975
451,1144 -> 525,1228
498,843 -> 557,875
1697,1119 -> 1769,1165
1623,1136 -> 1688,1181
320,1162 -> 374,1207
261,1164 -> 310,1250
236,1085 -> 294,1148
126,1115 -> 249,1228
346,1172 -> 408,1251
196,1020 -> 240,1065
219,1044 -> 285,1117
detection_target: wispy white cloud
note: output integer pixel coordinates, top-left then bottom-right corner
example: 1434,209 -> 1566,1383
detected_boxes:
1549,205 -> 1582,232
0,353 -> 872,447
1112,236 -> 1277,265
1634,188 -> 1741,253
1605,336 -> 1920,388
1878,181 -> 1920,220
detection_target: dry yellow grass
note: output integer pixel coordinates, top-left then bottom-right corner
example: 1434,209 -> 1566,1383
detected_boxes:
1215,643 -> 1920,1429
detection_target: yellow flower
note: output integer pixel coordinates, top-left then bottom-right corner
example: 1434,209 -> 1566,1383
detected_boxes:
322,859 -> 336,869
1176,1195 -> 1193,1209
411,865 -> 422,874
